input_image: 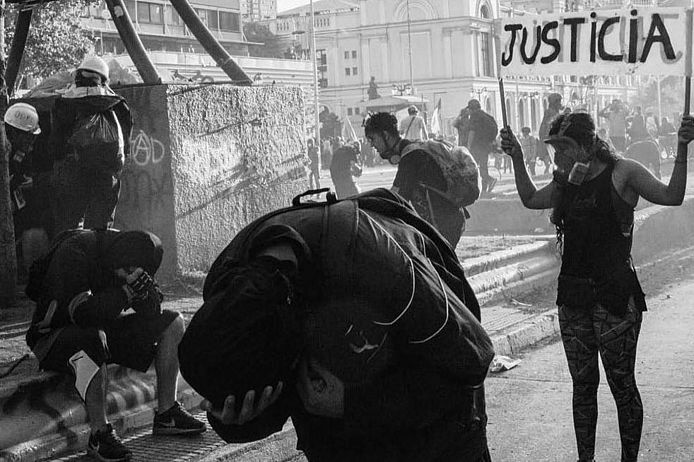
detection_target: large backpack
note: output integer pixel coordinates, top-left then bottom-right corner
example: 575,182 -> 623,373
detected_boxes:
401,140 -> 481,208
25,229 -> 104,302
68,109 -> 124,172
472,111 -> 499,146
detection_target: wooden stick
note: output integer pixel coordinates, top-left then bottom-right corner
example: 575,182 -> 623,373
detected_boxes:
499,78 -> 508,127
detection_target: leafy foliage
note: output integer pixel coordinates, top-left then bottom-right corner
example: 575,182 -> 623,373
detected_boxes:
5,0 -> 98,81
243,22 -> 284,59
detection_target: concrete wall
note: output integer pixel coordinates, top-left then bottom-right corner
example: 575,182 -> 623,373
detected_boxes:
114,83 -> 309,276
115,85 -> 178,274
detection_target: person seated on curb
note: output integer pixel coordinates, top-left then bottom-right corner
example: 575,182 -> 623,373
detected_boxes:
500,112 -> 694,462
178,188 -> 495,462
363,112 -> 480,248
25,229 -> 205,462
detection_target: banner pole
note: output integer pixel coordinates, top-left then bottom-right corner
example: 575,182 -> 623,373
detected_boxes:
499,78 -> 508,127
685,8 -> 693,115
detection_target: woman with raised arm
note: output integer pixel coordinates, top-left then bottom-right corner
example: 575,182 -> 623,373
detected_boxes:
500,112 -> 694,462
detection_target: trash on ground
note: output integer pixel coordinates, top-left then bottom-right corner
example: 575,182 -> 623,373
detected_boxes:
509,298 -> 532,307
489,355 -> 522,373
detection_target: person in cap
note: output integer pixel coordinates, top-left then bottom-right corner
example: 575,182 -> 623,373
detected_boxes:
363,112 -> 480,248
178,188 -> 494,462
465,99 -> 499,194
500,112 -> 694,462
25,229 -> 205,462
398,105 -> 428,141
50,54 -> 133,234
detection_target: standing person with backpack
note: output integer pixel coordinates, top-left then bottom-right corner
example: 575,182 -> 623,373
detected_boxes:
50,55 -> 133,234
399,105 -> 428,141
466,99 -> 498,195
178,188 -> 494,462
363,112 -> 480,248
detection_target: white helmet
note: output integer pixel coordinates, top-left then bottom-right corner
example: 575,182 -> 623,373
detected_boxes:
77,55 -> 109,81
4,102 -> 41,135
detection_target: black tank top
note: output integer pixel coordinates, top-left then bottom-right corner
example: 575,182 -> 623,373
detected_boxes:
558,163 -> 646,313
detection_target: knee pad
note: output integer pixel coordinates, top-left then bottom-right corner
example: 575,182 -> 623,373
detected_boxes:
68,350 -> 101,401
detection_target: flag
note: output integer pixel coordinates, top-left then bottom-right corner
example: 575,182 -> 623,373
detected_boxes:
430,99 -> 442,136
342,114 -> 358,142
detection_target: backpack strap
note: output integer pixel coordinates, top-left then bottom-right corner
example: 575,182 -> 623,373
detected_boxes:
320,199 -> 359,294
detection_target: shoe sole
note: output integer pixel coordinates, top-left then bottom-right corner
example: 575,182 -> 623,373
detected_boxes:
152,426 -> 207,436
87,447 -> 132,462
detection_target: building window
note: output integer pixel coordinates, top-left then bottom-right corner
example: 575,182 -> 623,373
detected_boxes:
206,10 -> 219,29
480,32 -> 493,77
168,7 -> 183,25
352,67 -> 358,75
138,2 -> 163,24
124,0 -> 136,19
345,67 -> 351,76
344,51 -> 350,59
220,12 -> 240,32
352,50 -> 357,59
354,107 -> 361,114
347,108 -> 353,116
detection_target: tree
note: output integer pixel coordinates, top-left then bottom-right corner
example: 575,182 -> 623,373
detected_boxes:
4,0 -> 97,83
243,22 -> 284,59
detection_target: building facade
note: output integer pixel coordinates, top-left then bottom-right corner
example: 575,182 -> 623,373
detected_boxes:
240,0 -> 278,21
270,0 -> 640,137
79,0 -> 311,85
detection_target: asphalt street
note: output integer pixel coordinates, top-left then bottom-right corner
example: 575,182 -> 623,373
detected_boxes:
484,247 -> 694,462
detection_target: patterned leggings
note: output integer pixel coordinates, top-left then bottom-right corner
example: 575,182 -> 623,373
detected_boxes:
559,302 -> 643,462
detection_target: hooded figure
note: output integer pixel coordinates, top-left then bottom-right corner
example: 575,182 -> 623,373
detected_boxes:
50,55 -> 133,234
179,189 -> 494,461
25,228 -> 205,462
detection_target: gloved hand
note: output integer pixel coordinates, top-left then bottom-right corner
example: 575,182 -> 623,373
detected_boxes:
125,268 -> 155,300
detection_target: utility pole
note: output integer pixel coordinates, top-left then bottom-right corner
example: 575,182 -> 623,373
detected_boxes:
310,0 -> 320,151
406,0 -> 414,93
0,0 -> 17,308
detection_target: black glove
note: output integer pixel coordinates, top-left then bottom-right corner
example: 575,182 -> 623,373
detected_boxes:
127,270 -> 155,300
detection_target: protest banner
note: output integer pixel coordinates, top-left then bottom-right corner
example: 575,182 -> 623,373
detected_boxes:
494,7 -> 694,119
499,8 -> 690,77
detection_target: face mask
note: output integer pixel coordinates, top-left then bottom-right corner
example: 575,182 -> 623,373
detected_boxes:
567,162 -> 590,185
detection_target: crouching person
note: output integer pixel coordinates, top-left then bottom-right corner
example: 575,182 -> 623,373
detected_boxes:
25,229 -> 205,462
179,189 -> 495,461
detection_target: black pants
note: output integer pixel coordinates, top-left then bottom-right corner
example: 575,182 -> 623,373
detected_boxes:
559,301 -> 643,462
471,151 -> 492,192
51,159 -> 121,234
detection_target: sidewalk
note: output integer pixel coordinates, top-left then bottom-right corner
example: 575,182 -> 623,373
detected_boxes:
3,194 -> 694,461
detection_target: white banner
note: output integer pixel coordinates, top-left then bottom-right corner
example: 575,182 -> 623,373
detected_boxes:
499,7 -> 690,77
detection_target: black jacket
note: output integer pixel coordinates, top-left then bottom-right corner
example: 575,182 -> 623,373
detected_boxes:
180,189 -> 494,461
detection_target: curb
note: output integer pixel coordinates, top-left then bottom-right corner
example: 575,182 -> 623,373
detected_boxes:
0,366 -> 201,462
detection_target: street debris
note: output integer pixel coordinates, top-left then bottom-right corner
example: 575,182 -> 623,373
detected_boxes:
489,355 -> 522,373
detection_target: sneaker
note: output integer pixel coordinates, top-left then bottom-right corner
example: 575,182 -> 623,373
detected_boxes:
153,401 -> 206,436
487,177 -> 498,194
87,424 -> 132,462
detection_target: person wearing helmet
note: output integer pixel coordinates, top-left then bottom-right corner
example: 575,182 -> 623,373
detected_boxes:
50,54 -> 133,234
398,105 -> 428,141
500,112 -> 694,462
6,102 -> 52,277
